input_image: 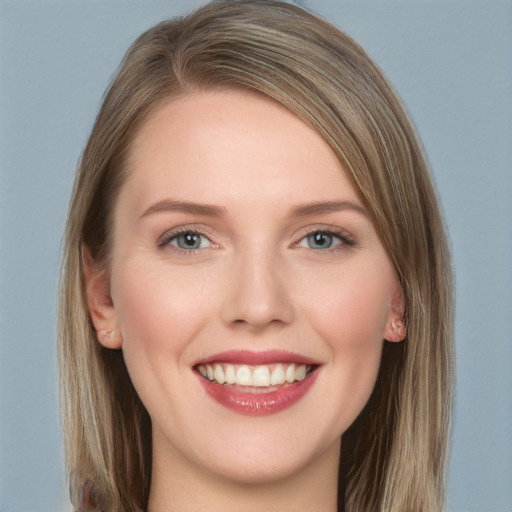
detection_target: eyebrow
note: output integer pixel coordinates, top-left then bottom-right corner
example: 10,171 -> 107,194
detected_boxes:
140,199 -> 366,220
140,199 -> 227,219
288,200 -> 366,217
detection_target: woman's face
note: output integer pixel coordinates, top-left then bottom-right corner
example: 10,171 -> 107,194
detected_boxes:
88,90 -> 404,484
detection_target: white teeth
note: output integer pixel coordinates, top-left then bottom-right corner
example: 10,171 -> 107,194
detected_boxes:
295,364 -> 307,381
252,366 -> 271,387
224,364 -> 236,384
236,365 -> 253,386
285,363 -> 296,383
199,362 -> 312,387
270,364 -> 286,385
213,364 -> 225,384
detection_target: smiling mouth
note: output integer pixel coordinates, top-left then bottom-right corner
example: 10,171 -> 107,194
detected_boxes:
196,362 -> 316,391
194,350 -> 320,415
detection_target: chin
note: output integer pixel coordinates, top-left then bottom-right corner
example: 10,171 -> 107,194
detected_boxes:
189,426 -> 340,487
206,455 -> 314,486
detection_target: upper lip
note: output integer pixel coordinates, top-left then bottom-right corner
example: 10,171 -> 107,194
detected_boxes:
194,349 -> 321,366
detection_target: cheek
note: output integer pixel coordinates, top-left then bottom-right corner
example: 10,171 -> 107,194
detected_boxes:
305,263 -> 391,350
300,264 -> 392,424
109,257 -> 222,423
111,259 -> 216,364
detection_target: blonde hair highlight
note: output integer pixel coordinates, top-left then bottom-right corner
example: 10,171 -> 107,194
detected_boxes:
58,1 -> 453,510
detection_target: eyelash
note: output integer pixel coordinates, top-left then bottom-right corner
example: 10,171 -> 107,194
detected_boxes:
156,227 -> 214,254
156,226 -> 356,254
293,228 -> 355,252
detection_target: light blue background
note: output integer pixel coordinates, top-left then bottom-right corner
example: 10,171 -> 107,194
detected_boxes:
1,1 -> 511,511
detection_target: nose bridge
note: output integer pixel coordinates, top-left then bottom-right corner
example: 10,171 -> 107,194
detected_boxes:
221,242 -> 293,328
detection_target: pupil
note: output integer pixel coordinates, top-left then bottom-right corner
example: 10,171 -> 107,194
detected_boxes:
315,233 -> 326,245
309,231 -> 332,249
182,232 -> 199,248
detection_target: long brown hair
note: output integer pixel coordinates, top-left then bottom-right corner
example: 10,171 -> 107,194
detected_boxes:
58,1 -> 453,510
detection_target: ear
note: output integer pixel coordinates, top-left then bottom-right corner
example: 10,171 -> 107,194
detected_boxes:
383,283 -> 406,343
82,246 -> 122,349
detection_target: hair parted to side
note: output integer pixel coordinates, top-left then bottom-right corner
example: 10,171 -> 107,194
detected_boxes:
58,1 -> 454,511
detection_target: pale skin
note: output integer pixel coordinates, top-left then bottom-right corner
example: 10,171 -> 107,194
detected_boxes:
84,90 -> 405,511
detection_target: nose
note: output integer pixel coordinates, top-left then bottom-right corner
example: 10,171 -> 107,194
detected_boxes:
220,249 -> 294,330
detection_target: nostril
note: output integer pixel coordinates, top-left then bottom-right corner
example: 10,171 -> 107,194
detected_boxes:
230,317 -> 287,330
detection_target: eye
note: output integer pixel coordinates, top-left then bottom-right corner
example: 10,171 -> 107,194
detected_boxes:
304,231 -> 338,249
297,230 -> 353,250
168,230 -> 212,250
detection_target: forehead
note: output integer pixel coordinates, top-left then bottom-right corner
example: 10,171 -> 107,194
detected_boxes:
121,90 -> 359,216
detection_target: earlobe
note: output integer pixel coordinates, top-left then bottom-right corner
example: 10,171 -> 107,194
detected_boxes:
95,328 -> 122,349
82,246 -> 122,349
384,316 -> 406,342
384,285 -> 406,343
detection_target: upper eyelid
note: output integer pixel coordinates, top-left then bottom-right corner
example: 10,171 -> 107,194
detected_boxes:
156,225 -> 214,247
292,231 -> 355,254
294,225 -> 355,242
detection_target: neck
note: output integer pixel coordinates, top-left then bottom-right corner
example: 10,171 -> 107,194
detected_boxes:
147,437 -> 341,512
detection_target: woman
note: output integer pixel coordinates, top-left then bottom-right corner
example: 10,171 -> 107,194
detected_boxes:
58,1 -> 453,511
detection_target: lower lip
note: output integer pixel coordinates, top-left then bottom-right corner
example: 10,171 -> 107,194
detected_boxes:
198,371 -> 319,416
